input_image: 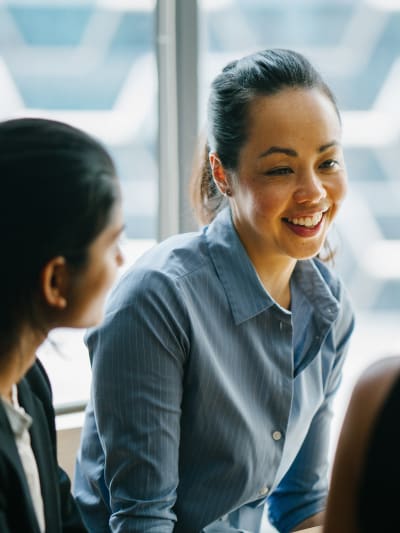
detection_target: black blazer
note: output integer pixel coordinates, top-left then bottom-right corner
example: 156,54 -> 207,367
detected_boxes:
0,359 -> 86,532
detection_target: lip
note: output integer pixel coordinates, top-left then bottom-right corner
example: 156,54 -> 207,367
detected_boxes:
283,210 -> 328,237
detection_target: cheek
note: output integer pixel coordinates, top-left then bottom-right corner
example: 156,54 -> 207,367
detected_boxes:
325,174 -> 347,224
331,172 -> 348,204
85,261 -> 116,303
252,188 -> 287,220
83,267 -> 115,322
96,261 -> 118,296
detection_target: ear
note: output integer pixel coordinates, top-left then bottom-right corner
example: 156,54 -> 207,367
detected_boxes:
40,256 -> 68,309
209,153 -> 232,196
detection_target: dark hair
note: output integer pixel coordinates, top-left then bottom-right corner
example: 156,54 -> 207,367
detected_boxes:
0,117 -> 120,355
191,48 -> 339,224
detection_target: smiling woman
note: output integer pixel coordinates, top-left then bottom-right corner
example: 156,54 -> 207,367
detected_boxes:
210,86 -> 347,307
74,49 -> 355,533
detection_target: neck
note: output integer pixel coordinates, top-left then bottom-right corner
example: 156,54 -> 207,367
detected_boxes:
257,262 -> 295,310
245,247 -> 297,310
0,327 -> 45,401
0,369 -> 13,402
231,217 -> 298,309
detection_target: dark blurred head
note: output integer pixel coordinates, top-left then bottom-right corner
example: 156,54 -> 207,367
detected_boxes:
0,117 -> 120,354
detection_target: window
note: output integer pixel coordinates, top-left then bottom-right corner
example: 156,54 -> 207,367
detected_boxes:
0,0 -> 157,409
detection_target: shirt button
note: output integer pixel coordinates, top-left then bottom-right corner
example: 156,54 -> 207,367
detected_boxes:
272,430 -> 282,441
258,486 -> 269,496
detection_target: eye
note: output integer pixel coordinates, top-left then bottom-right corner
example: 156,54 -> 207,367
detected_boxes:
110,230 -> 127,254
319,159 -> 339,170
116,231 -> 127,249
265,166 -> 293,176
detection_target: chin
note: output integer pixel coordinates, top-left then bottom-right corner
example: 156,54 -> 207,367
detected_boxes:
71,299 -> 108,329
84,310 -> 106,329
21,353 -> 38,379
293,248 -> 323,261
294,238 -> 327,261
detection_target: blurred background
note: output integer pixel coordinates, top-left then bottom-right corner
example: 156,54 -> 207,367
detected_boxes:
1,0 -> 400,529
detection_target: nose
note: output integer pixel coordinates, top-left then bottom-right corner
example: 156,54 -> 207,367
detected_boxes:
293,169 -> 327,204
116,244 -> 125,267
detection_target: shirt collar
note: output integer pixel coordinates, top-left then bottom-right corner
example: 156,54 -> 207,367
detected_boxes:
205,207 -> 340,325
291,259 -> 340,324
206,208 -> 276,325
1,384 -> 32,438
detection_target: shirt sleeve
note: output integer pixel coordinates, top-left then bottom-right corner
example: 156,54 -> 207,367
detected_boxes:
89,270 -> 189,532
267,283 -> 355,533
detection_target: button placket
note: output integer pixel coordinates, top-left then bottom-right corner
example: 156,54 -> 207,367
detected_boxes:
272,430 -> 282,441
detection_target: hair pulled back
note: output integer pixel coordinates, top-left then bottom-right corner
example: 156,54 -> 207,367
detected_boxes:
191,48 -> 339,224
0,117 -> 119,354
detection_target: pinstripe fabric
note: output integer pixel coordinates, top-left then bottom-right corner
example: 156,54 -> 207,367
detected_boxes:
74,207 -> 354,533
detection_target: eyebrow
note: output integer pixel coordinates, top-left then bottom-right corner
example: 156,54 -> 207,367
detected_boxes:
257,140 -> 340,159
318,140 -> 340,152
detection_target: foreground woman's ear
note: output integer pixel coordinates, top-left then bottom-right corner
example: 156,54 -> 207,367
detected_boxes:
40,256 -> 68,309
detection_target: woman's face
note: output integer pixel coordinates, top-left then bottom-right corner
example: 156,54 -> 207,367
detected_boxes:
228,87 -> 347,265
63,202 -> 125,328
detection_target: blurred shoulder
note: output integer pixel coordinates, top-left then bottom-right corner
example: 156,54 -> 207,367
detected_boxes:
351,356 -> 400,423
337,357 -> 400,462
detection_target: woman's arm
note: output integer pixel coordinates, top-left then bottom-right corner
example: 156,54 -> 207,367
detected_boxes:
88,271 -> 188,532
291,511 -> 324,531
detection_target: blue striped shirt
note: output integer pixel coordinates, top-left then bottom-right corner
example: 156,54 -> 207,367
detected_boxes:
74,207 -> 354,533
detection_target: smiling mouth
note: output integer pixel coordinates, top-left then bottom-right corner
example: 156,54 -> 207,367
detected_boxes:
284,209 -> 328,228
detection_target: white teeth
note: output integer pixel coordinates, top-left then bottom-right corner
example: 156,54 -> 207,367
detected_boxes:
288,211 -> 324,227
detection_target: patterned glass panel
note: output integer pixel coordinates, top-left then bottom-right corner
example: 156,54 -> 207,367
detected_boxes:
0,0 -> 157,239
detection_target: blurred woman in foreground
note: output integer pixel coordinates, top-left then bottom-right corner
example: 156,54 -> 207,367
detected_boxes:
0,117 -> 124,532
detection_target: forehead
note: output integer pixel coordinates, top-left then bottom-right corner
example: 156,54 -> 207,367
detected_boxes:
244,88 -> 341,150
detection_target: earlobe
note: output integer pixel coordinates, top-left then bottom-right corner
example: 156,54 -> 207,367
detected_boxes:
41,256 -> 68,309
209,153 -> 232,197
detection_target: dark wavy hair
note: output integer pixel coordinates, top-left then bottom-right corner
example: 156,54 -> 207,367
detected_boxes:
0,117 -> 120,355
